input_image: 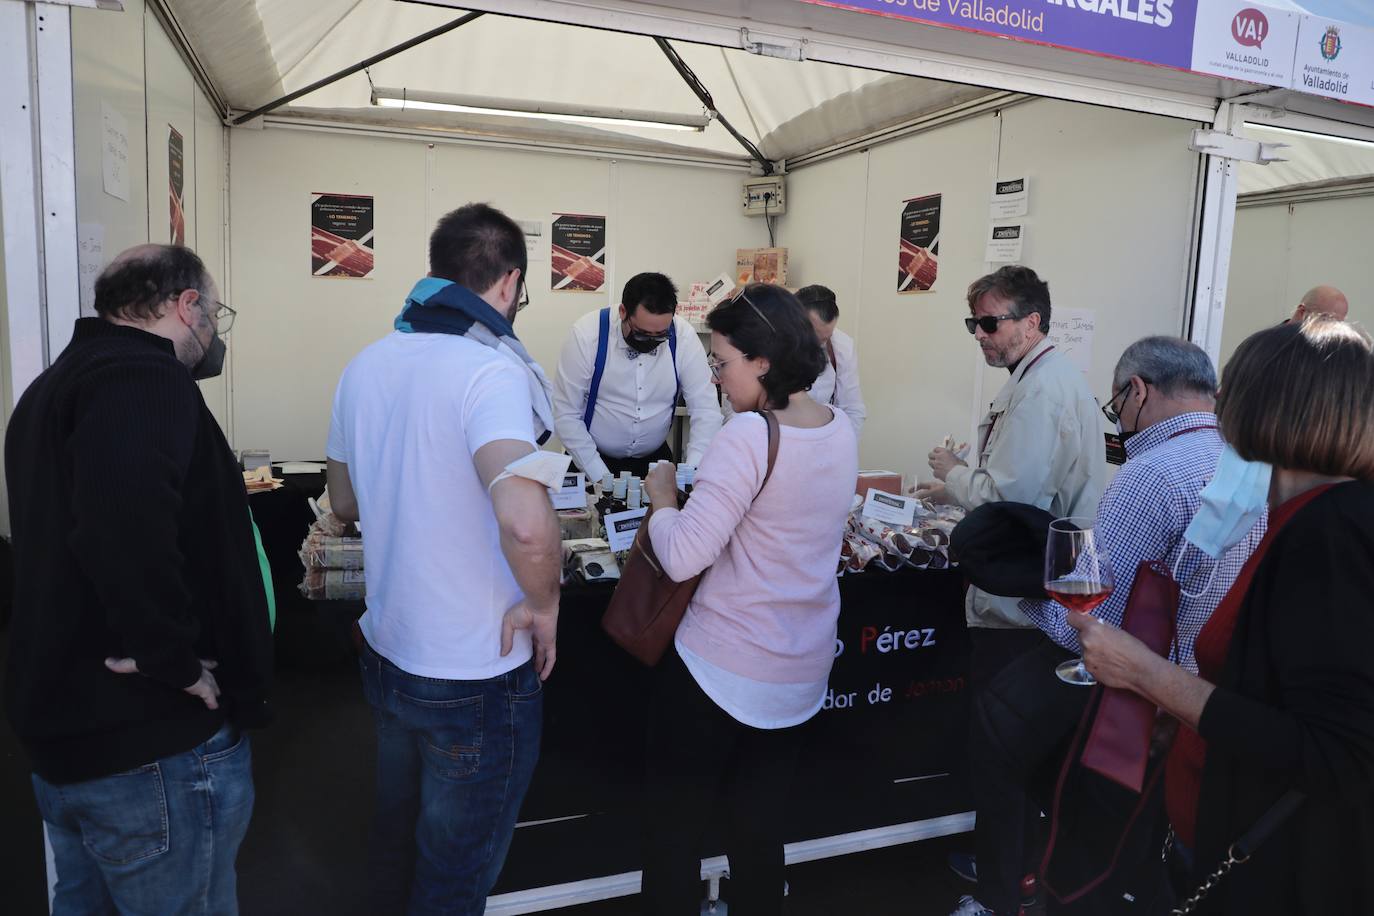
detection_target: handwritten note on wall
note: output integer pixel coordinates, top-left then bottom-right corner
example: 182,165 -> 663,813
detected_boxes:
78,223 -> 105,317
1049,308 -> 1095,375
101,102 -> 129,202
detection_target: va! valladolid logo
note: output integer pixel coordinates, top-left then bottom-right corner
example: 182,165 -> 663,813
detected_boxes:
1320,25 -> 1342,62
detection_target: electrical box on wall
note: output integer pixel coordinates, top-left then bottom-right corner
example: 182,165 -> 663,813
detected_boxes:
742,176 -> 786,216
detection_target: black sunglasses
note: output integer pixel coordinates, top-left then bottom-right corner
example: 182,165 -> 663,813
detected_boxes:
1101,377 -> 1151,424
964,314 -> 1017,335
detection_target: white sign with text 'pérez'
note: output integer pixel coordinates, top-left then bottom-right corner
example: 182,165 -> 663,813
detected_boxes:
605,507 -> 649,552
863,489 -> 920,528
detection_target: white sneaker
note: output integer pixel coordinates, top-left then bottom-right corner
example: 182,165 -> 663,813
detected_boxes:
948,894 -> 995,916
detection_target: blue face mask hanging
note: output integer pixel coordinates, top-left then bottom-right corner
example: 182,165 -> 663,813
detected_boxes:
1172,444 -> 1271,597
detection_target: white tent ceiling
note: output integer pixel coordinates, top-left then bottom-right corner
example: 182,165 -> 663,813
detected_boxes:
163,0 -> 1374,191
1239,124 -> 1374,195
165,0 -> 998,164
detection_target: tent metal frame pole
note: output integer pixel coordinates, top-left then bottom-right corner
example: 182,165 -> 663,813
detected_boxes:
228,11 -> 485,126
653,36 -> 773,174
1189,98 -> 1242,365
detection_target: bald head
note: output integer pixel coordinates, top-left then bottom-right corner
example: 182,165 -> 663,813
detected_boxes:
1293,285 -> 1349,323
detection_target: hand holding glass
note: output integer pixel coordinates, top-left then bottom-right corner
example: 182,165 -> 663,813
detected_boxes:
1045,517 -> 1115,685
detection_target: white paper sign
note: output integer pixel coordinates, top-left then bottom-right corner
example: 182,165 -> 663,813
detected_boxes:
101,102 -> 130,202
862,489 -> 919,528
548,472 -> 587,510
704,272 -> 736,305
518,219 -> 545,262
604,507 -> 649,552
1190,2 -> 1300,88
1048,308 -> 1095,375
984,224 -> 1024,263
990,176 -> 1029,219
1290,17 -> 1374,107
77,222 -> 105,317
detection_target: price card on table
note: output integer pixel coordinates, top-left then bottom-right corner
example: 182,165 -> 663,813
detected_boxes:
548,472 -> 586,510
604,507 -> 649,552
862,489 -> 919,528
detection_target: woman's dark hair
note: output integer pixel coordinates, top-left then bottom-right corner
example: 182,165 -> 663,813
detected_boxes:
1218,315 -> 1374,479
796,284 -> 839,323
707,284 -> 827,409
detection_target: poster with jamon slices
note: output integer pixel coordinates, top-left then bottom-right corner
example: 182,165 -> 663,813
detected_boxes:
898,194 -> 941,293
311,193 -> 375,279
551,213 -> 606,292
168,126 -> 185,245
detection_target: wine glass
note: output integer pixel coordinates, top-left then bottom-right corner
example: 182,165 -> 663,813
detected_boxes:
1044,517 -> 1115,686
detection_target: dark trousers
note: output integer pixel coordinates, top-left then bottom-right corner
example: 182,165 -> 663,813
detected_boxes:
642,651 -> 805,916
600,441 -> 674,480
971,638 -> 1090,915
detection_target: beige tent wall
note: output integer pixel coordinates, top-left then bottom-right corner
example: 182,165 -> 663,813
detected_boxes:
227,127 -> 759,460
782,97 -> 1203,474
1220,194 -> 1374,365
69,0 -> 230,428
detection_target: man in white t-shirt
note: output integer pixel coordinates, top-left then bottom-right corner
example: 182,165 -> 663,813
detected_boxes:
325,203 -> 561,914
797,284 -> 866,436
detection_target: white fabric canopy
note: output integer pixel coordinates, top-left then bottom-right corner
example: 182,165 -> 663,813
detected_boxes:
165,0 -> 1374,189
167,0 -> 995,163
1239,124 -> 1374,194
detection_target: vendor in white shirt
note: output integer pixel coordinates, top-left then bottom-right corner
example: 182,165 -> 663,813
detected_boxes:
553,272 -> 722,481
798,284 -> 866,435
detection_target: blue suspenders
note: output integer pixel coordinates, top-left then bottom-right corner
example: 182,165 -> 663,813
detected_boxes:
582,307 -> 679,429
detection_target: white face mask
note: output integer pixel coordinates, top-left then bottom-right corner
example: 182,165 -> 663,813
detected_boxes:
1173,444 -> 1271,597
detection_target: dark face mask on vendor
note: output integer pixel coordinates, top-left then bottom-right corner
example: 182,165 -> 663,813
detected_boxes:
622,308 -> 671,354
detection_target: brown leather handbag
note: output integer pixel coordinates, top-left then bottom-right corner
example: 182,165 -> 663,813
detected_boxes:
601,410 -> 780,666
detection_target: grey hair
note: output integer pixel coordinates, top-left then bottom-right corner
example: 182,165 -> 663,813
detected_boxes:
1113,336 -> 1217,398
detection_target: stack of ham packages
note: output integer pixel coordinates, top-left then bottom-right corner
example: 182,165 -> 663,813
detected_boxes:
299,515 -> 365,601
838,499 -> 963,576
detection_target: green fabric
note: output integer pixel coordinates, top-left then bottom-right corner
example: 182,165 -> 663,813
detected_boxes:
249,515 -> 276,631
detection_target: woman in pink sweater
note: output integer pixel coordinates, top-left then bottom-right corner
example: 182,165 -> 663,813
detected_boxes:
640,284 -> 859,915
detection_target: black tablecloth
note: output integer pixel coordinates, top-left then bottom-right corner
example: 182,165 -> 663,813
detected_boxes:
496,567 -> 973,893
251,481 -> 975,894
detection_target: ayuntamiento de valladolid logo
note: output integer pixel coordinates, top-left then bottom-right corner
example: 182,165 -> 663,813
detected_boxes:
1320,25 -> 1342,62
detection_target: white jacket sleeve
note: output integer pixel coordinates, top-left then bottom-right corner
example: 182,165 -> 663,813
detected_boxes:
832,333 -> 866,436
551,322 -> 611,483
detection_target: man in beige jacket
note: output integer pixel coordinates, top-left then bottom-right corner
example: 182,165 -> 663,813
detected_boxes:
917,265 -> 1105,906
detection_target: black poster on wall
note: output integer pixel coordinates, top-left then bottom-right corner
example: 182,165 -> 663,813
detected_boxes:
898,194 -> 941,293
168,126 -> 185,245
550,213 -> 606,292
310,193 -> 375,279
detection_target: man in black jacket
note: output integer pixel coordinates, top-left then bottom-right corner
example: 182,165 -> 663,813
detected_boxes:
4,244 -> 272,914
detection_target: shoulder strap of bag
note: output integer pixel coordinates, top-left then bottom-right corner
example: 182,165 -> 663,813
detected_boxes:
755,409 -> 780,496
1170,790 -> 1305,915
583,308 -> 611,428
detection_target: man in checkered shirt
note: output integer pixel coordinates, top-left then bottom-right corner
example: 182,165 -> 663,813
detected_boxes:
954,336 -> 1267,916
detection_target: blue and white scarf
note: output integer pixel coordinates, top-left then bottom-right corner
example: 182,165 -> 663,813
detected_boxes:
395,278 -> 554,444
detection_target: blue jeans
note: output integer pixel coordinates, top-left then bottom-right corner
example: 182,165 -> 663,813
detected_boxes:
31,722 -> 254,916
358,639 -> 542,916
